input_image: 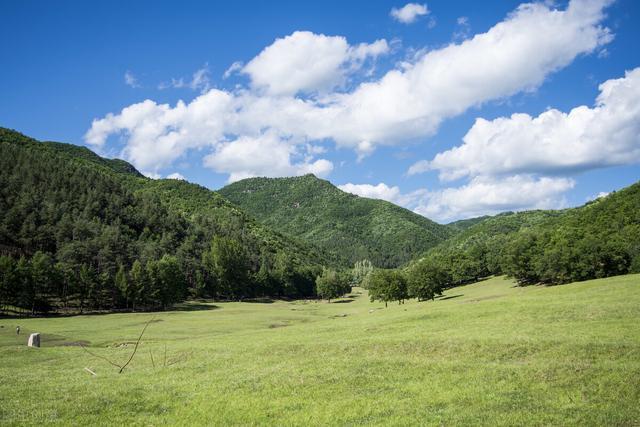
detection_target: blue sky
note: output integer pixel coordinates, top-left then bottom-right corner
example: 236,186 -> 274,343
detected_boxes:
1,0 -> 639,222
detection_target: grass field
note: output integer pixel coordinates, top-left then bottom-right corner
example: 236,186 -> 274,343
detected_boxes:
1,275 -> 639,426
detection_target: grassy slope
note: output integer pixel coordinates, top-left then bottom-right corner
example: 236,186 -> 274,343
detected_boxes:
220,175 -> 453,268
1,274 -> 639,425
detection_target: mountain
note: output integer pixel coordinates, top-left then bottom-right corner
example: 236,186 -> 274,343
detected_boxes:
0,128 -> 327,313
219,175 -> 454,268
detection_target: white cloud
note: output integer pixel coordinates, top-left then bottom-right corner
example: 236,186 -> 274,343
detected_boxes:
587,191 -> 610,201
413,175 -> 575,222
338,182 -> 421,206
189,67 -> 211,93
420,67 -> 640,181
242,31 -> 389,96
340,176 -> 574,222
87,0 -> 613,183
223,61 -> 243,79
124,71 -> 140,88
203,132 -> 333,183
407,160 -> 430,176
166,172 -> 185,180
159,66 -> 211,93
390,3 -> 429,24
85,90 -> 234,171
406,68 -> 640,222
327,0 -> 612,154
453,16 -> 471,40
143,171 -> 161,179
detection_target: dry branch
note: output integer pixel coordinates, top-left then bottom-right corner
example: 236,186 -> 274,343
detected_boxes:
80,315 -> 156,374
119,316 -> 155,373
80,345 -> 122,369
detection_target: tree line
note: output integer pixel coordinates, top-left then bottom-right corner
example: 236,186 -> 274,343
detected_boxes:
362,186 -> 640,302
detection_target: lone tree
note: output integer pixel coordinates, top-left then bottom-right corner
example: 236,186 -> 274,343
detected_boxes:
315,268 -> 351,302
368,269 -> 408,307
406,259 -> 450,301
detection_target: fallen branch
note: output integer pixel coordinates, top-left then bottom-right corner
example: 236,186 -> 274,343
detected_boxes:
84,367 -> 97,376
119,316 -> 155,374
80,315 -> 156,374
80,345 -> 122,369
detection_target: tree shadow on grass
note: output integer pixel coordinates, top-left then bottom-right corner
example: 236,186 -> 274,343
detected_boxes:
242,298 -> 275,304
170,303 -> 220,312
331,299 -> 355,304
437,294 -> 464,301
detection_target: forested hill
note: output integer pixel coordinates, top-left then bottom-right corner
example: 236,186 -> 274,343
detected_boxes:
219,175 -> 454,268
0,128 -> 328,314
446,215 -> 492,232
404,184 -> 640,291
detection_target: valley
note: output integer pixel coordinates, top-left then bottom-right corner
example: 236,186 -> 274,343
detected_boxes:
1,275 -> 638,425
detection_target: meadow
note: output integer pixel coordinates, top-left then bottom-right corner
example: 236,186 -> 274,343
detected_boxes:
1,275 -> 639,426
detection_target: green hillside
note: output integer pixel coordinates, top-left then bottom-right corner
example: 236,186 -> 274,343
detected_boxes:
446,215 -> 492,232
219,175 -> 453,268
406,184 -> 640,289
0,128 -> 326,313
1,274 -> 638,425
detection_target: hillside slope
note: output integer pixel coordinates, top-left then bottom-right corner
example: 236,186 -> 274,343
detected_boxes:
0,128 -> 327,312
408,183 -> 640,287
220,175 -> 453,267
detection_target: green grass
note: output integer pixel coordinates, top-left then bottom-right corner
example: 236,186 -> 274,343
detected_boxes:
1,275 -> 639,425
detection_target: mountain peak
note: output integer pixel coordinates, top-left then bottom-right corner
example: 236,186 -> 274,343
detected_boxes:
220,175 -> 453,267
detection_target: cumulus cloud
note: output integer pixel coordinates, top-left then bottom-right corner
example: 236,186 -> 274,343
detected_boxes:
413,175 -> 575,222
203,133 -> 333,183
587,191 -> 610,201
419,67 -> 640,181
143,171 -> 161,179
242,31 -> 389,96
124,71 -> 140,88
85,91 -> 234,171
406,68 -> 640,222
390,3 -> 429,24
166,172 -> 185,180
340,176 -> 574,222
86,0 -> 613,183
328,0 -> 612,153
338,182 -> 421,206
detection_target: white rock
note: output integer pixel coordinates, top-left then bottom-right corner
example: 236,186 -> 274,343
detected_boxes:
27,333 -> 40,348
